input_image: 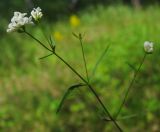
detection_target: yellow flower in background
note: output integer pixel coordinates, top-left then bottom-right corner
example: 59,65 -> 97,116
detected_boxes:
70,15 -> 80,27
53,31 -> 63,41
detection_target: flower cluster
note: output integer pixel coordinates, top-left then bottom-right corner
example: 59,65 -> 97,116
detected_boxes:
7,12 -> 32,33
7,7 -> 43,33
144,41 -> 154,54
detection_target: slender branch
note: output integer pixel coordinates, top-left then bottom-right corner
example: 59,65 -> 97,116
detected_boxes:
54,52 -> 122,132
115,53 -> 147,119
79,35 -> 89,82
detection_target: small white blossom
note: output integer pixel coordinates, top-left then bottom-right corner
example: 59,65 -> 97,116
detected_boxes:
31,7 -> 43,21
144,41 -> 153,54
7,12 -> 33,33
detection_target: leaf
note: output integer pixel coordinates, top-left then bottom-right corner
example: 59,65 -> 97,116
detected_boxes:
91,44 -> 111,79
48,35 -> 56,52
49,35 -> 53,45
78,33 -> 82,40
72,32 -> 85,40
72,32 -> 79,39
116,113 -> 138,120
56,83 -> 86,113
115,111 -> 148,121
40,28 -> 51,46
126,61 -> 137,72
102,113 -> 138,122
39,53 -> 53,60
102,117 -> 112,122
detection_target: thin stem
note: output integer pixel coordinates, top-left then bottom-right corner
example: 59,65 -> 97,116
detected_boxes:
115,53 -> 147,119
79,37 -> 89,82
54,52 -> 122,132
24,30 -> 52,52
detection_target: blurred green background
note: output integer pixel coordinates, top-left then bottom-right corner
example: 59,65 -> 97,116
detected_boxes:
0,0 -> 160,132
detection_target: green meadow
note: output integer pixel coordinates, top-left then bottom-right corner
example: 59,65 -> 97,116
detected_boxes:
0,5 -> 160,131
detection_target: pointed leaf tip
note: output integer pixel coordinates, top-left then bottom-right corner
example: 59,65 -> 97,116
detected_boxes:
56,83 -> 86,113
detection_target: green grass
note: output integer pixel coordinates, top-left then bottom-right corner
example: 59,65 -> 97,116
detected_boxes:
0,5 -> 160,131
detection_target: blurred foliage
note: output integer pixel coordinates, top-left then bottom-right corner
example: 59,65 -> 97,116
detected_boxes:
0,5 -> 160,132
1,0 -> 160,21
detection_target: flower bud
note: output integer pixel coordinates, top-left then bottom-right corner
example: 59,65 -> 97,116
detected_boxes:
31,7 -> 43,22
144,41 -> 153,54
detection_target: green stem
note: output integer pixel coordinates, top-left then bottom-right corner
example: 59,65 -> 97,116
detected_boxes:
115,53 -> 147,119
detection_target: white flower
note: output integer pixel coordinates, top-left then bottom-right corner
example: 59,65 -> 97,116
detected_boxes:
144,41 -> 153,54
31,7 -> 43,21
7,12 -> 33,33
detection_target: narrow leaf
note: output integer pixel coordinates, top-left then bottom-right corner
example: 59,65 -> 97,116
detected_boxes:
126,61 -> 137,72
49,35 -> 56,52
42,31 -> 50,46
49,35 -> 53,44
91,44 -> 111,79
103,113 -> 138,122
117,111 -> 146,120
39,53 -> 53,60
72,32 -> 79,39
56,83 -> 86,113
102,117 -> 111,122
116,113 -> 138,120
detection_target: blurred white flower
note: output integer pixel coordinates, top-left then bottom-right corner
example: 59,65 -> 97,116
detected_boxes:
31,7 -> 43,21
7,12 -> 33,33
144,41 -> 153,54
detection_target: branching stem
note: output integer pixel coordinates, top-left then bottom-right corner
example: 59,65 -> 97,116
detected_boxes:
24,32 -> 123,132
